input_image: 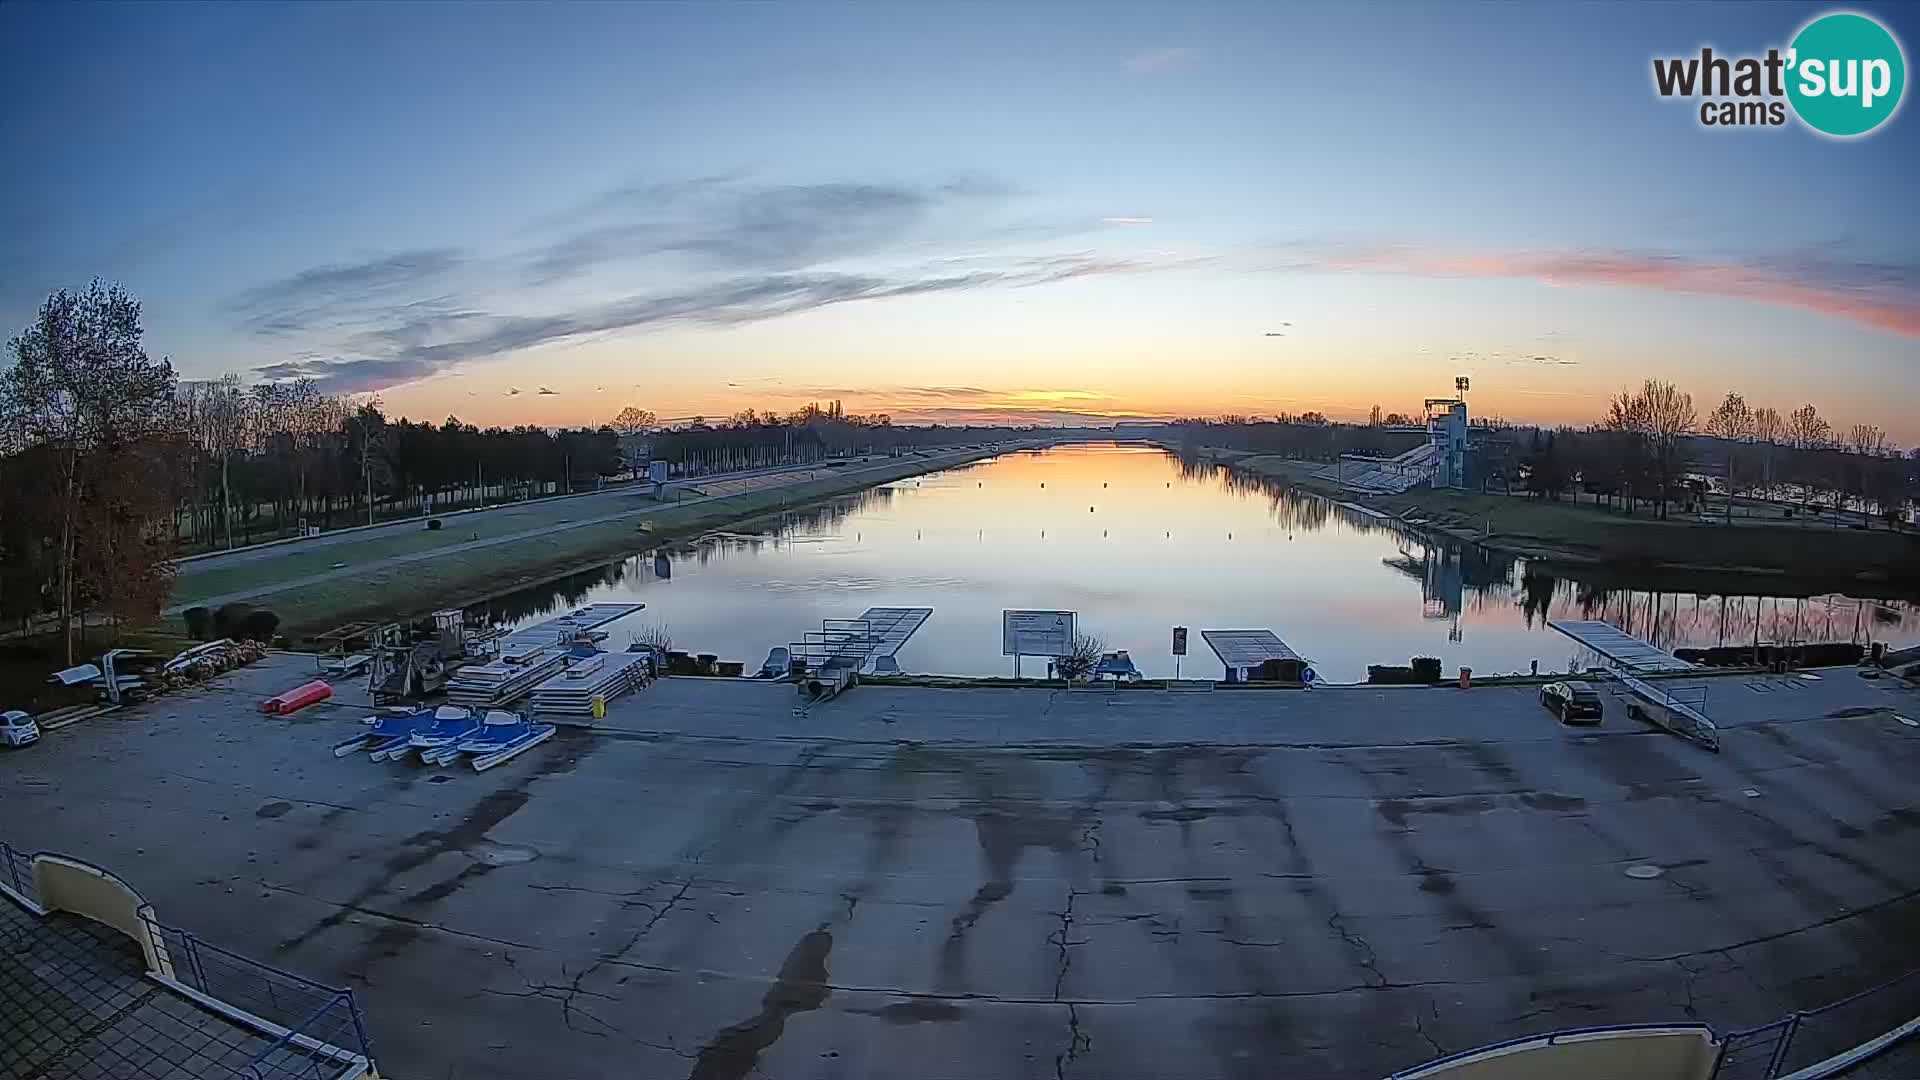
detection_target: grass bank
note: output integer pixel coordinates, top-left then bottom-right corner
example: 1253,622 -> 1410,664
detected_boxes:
185,445 -> 1031,637
1209,450 -> 1920,595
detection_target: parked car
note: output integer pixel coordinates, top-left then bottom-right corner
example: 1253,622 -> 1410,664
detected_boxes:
1540,681 -> 1603,724
1,710 -> 40,748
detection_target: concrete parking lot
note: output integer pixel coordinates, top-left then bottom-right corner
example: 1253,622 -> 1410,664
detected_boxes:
5,657 -> 1919,1078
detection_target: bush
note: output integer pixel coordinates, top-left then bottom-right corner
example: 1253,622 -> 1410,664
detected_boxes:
240,609 -> 280,644
182,607 -> 212,641
1410,656 -> 1443,683
212,602 -> 254,639
426,518 -> 443,531
212,603 -> 279,643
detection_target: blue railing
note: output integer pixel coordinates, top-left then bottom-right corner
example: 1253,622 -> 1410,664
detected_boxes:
142,912 -> 375,1080
0,837 -> 374,1080
1712,967 -> 1920,1079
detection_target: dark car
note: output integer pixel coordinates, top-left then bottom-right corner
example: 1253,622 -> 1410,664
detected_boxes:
1540,680 -> 1603,724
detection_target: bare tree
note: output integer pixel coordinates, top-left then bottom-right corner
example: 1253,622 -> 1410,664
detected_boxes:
610,406 -> 657,435
1705,391 -> 1753,523
1847,423 -> 1888,458
1053,631 -> 1105,682
1751,406 -> 1785,494
1368,404 -> 1383,427
1787,403 -> 1831,450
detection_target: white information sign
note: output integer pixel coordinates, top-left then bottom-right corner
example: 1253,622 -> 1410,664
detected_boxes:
1003,609 -> 1075,657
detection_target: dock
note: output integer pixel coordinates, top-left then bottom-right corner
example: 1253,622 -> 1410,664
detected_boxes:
1548,620 -> 1695,673
528,651 -> 653,715
790,607 -> 933,674
448,603 -> 645,707
500,603 -> 646,651
1200,628 -> 1309,683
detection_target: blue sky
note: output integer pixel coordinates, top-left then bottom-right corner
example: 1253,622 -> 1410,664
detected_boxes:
2,2 -> 1915,437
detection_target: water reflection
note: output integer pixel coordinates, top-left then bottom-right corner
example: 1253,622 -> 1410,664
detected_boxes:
485,444 -> 1917,681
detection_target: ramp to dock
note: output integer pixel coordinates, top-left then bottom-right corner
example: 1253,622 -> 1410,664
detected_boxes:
1549,621 -> 1715,750
1201,629 -> 1308,683
791,607 -> 932,673
1549,620 -> 1695,674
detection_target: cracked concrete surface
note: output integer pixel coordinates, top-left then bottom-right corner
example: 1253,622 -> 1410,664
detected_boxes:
6,655 -> 1920,1078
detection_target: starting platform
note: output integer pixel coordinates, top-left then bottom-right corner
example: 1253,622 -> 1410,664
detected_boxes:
791,607 -> 933,674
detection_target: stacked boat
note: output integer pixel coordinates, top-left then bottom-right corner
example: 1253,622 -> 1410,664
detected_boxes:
445,603 -> 646,708
331,704 -> 555,772
527,650 -> 654,715
445,642 -> 570,708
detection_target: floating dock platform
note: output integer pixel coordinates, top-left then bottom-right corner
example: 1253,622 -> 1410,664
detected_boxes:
791,607 -> 932,674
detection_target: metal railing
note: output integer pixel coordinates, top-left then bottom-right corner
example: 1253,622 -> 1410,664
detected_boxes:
1610,672 -> 1720,751
141,912 -> 374,1080
1713,968 -> 1920,1079
0,836 -> 373,1080
1,840 -> 36,906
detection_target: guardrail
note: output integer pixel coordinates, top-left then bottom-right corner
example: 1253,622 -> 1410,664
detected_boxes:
1712,967 -> 1920,1079
141,913 -> 373,1079
0,836 -> 374,1080
0,840 -> 37,906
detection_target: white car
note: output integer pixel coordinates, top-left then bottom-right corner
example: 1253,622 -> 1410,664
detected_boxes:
1,710 -> 39,748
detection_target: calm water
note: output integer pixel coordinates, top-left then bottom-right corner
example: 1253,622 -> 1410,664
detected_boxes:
482,444 -> 1917,683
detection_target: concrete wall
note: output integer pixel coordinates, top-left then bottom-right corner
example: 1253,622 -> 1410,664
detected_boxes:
1394,1026 -> 1717,1080
31,853 -> 174,977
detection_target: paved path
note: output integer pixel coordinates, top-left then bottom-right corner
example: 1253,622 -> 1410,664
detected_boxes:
164,451 -> 996,615
8,659 -> 1920,1079
174,461 -> 837,576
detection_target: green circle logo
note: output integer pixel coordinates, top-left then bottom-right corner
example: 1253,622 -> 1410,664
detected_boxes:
1787,12 -> 1906,136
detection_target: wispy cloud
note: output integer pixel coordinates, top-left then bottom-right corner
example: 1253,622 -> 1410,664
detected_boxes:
1308,245 -> 1920,338
251,254 -> 1198,393
1506,354 -> 1579,367
1102,216 -> 1154,226
1126,47 -> 1196,75
235,172 -> 1208,394
520,177 -> 1009,284
226,250 -> 463,335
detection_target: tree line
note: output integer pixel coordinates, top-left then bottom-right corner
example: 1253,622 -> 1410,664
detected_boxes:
646,400 -> 1042,474
1517,380 -> 1914,526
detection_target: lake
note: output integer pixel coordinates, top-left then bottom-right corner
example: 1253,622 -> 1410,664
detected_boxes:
480,443 -> 1917,683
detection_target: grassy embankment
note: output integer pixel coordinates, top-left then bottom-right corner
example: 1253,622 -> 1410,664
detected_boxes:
169,445 -> 1028,637
1207,449 -> 1920,594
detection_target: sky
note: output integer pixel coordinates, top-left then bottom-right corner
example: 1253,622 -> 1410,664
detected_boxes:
2,2 -> 1916,439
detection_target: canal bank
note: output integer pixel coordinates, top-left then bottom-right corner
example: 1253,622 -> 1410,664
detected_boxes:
166,441 -> 1049,637
1201,449 -> 1920,596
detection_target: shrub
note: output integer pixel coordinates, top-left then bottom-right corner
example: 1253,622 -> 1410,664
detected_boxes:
212,602 -> 255,639
240,608 -> 280,644
182,607 -> 212,641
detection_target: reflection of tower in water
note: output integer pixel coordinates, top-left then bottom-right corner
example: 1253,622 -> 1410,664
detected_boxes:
1384,536 -> 1520,644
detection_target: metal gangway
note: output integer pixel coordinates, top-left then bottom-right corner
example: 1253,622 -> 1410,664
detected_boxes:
1550,620 -> 1718,750
788,607 -> 932,677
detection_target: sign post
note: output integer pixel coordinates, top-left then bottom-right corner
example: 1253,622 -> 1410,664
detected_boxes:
1004,610 -> 1075,680
1172,625 -> 1187,680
